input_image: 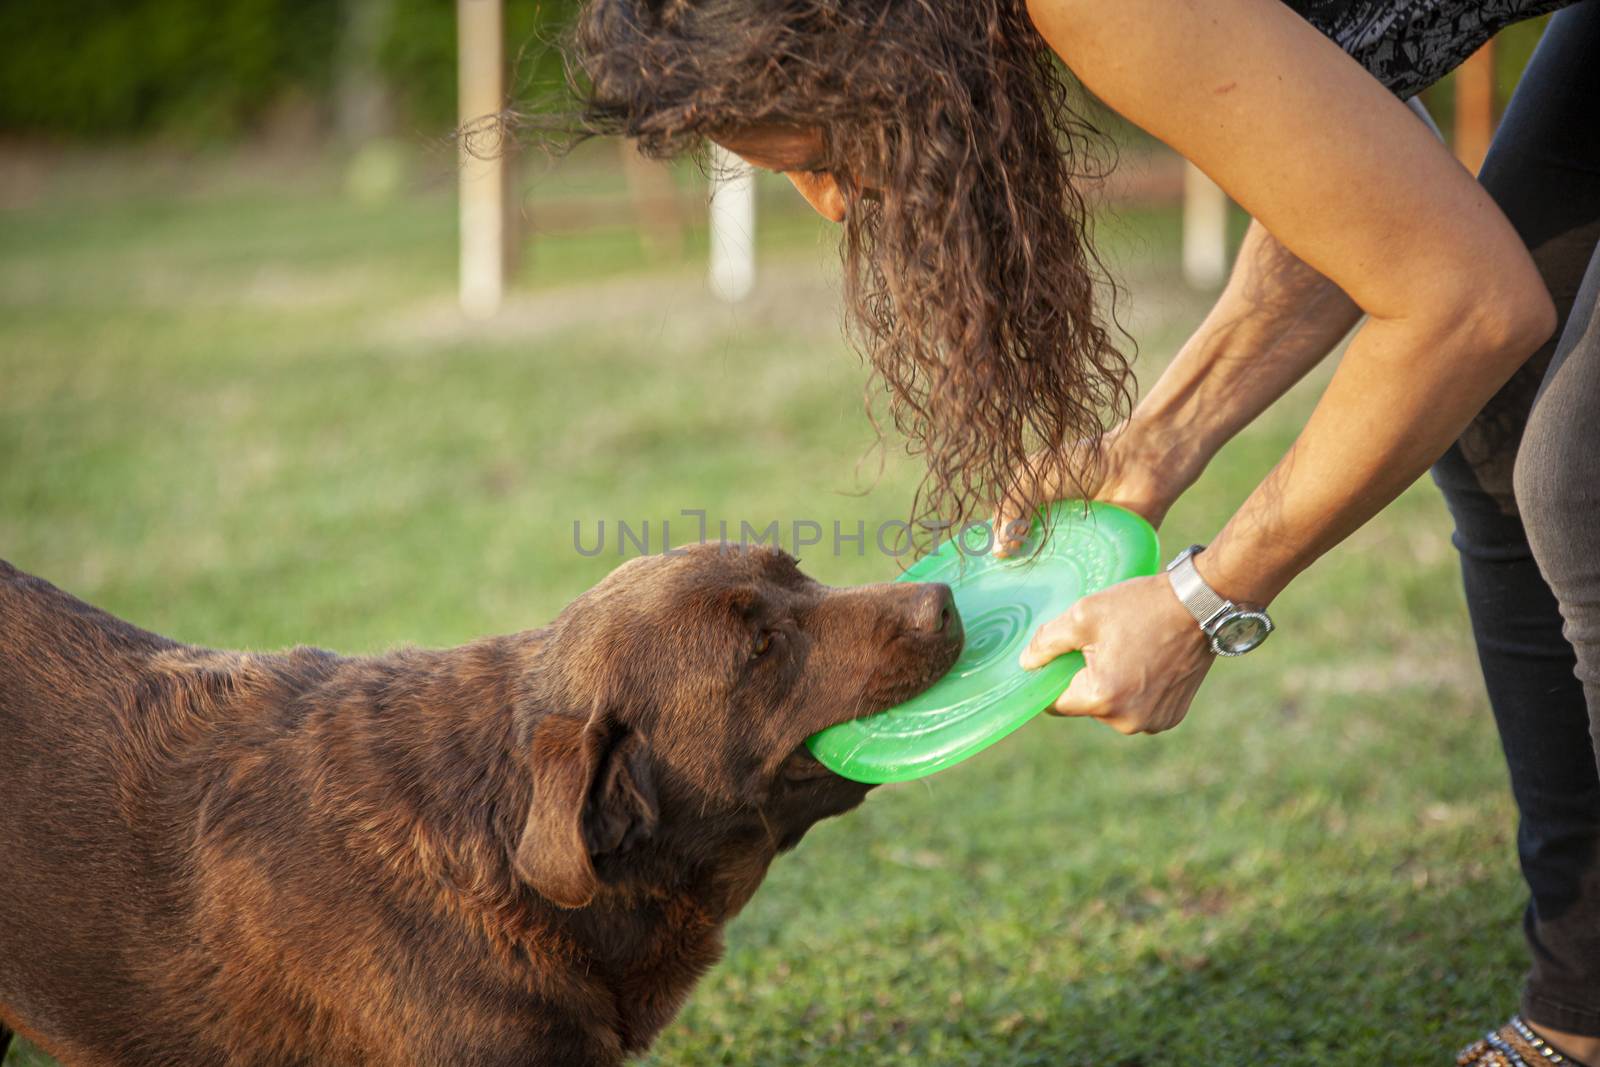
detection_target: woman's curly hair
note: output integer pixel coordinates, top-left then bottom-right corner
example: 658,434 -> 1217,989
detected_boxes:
565,0 -> 1133,534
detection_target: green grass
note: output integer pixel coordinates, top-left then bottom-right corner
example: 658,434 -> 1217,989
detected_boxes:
0,150 -> 1522,1066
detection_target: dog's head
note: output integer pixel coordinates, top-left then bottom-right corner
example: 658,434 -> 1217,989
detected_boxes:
512,542 -> 962,909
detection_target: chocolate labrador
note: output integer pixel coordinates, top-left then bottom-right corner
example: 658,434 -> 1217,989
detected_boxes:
0,544 -> 961,1066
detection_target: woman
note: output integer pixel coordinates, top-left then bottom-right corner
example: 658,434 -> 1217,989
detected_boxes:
569,0 -> 1600,1061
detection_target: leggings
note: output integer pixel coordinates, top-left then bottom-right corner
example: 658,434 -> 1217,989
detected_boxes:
1429,0 -> 1600,1035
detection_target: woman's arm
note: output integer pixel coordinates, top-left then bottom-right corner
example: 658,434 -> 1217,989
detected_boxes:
1118,219 -> 1362,509
1127,98 -> 1443,506
999,100 -> 1441,538
1019,0 -> 1555,731
992,219 -> 1356,537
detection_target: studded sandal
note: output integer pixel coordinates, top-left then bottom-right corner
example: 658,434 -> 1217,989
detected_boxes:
1457,1015 -> 1594,1067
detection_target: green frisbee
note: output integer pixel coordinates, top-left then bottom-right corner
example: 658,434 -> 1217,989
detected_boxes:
806,501 -> 1160,784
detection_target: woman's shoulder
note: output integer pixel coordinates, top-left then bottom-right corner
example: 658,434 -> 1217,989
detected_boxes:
1280,0 -> 1574,95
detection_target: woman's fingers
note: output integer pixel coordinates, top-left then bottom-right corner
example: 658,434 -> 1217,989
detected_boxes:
1048,651 -> 1141,732
991,446 -> 1083,558
1022,600 -> 1148,729
1056,668 -> 1161,733
1050,666 -> 1107,718
1019,602 -> 1089,671
992,484 -> 1046,558
991,513 -> 1031,558
989,423 -> 1185,556
1021,576 -> 1216,735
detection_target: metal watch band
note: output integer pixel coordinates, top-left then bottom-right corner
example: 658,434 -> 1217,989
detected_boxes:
1166,544 -> 1230,631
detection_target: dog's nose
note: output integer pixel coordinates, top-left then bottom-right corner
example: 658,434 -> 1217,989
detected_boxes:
907,583 -> 957,635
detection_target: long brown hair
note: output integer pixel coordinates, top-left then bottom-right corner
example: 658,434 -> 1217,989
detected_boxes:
564,0 -> 1133,533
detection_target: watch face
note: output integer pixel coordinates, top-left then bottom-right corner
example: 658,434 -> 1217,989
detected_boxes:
1212,612 -> 1271,655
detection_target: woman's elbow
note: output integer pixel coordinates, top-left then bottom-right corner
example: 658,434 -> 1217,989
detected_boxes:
1430,268 -> 1558,371
1474,272 -> 1557,360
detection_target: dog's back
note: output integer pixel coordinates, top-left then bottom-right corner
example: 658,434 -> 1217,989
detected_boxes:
0,560 -> 189,1060
0,562 -> 573,1066
0,562 -> 354,1064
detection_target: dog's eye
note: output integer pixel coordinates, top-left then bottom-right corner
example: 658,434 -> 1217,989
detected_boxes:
750,630 -> 776,660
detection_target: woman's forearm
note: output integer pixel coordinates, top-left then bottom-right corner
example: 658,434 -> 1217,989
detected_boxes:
991,220 -> 1363,538
1134,99 -> 1443,502
1199,300 -> 1552,606
1130,219 -> 1362,494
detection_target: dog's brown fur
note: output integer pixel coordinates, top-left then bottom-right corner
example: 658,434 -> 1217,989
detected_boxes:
0,545 -> 961,1066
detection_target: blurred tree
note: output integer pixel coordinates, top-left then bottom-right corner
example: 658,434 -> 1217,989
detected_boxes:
0,0 -> 336,138
336,0 -> 398,142
0,0 -> 575,141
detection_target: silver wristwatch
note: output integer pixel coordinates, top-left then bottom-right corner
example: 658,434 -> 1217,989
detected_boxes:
1165,544 -> 1274,656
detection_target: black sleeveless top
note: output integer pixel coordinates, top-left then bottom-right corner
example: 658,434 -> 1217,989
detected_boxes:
1283,0 -> 1576,95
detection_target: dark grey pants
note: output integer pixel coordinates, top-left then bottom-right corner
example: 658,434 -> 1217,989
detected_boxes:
1430,0 -> 1600,1036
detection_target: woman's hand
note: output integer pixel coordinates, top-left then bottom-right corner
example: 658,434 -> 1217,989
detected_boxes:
1019,573 -> 1213,734
993,423 -> 1212,732
992,421 -> 1191,557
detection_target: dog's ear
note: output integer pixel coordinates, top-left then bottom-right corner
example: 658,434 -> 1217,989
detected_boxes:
582,724 -> 658,859
513,709 -> 658,908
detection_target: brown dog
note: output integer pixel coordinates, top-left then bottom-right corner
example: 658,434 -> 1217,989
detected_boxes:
0,545 -> 962,1067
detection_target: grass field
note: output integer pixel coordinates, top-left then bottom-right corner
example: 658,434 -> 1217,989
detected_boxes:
0,148 -> 1526,1065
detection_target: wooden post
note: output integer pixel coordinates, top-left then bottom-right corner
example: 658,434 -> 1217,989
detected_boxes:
1454,41 -> 1496,173
457,0 -> 505,318
708,145 -> 755,302
1182,161 -> 1229,290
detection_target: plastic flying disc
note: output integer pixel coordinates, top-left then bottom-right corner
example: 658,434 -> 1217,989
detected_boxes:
806,501 -> 1160,784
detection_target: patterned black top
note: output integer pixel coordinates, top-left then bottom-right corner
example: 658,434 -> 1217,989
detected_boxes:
1283,0 -> 1576,95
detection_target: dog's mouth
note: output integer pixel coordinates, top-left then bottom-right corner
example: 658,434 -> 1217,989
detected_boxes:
782,609 -> 966,785
859,617 -> 966,712
780,743 -> 840,782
